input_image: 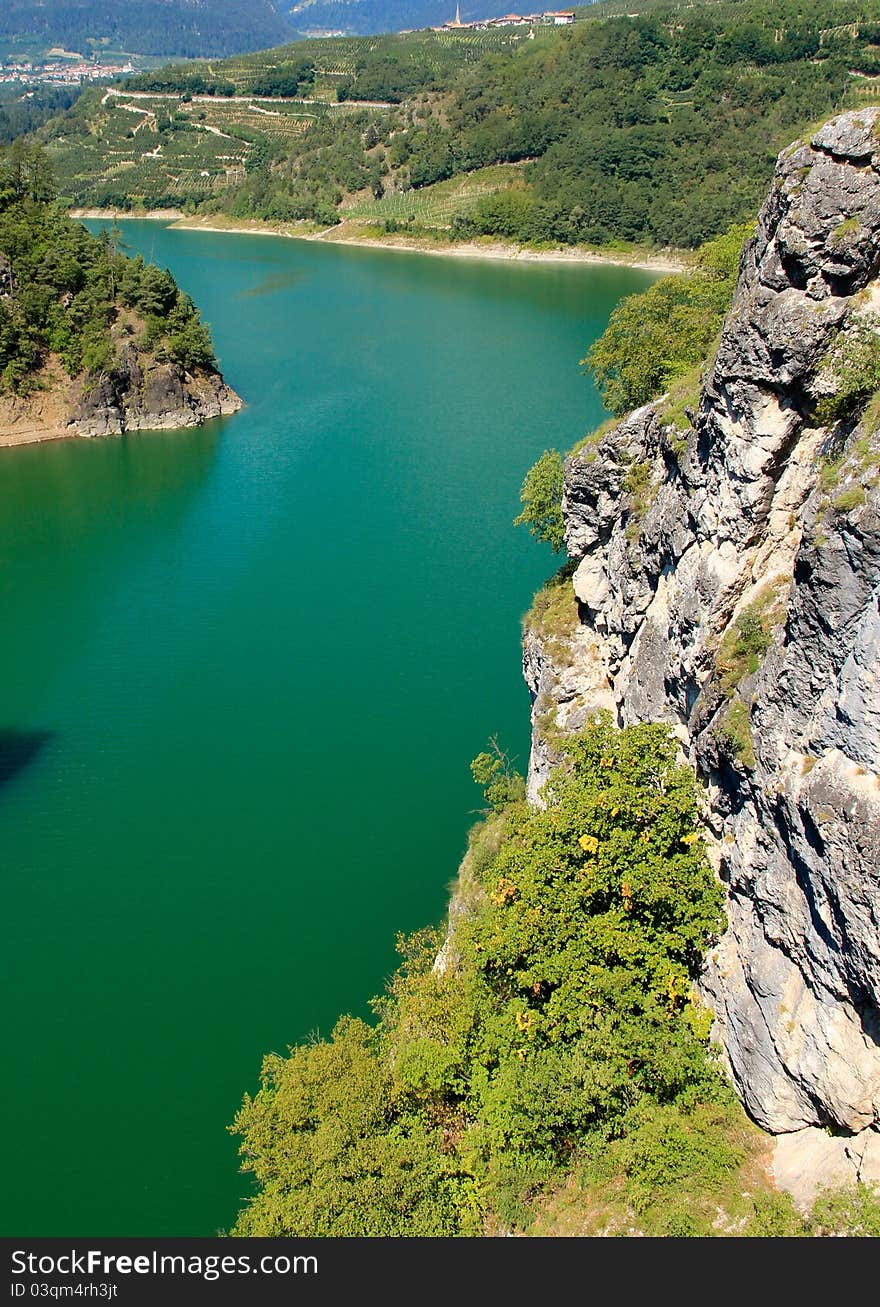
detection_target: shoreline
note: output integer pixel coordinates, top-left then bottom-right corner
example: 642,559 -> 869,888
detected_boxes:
0,426 -> 70,450
69,209 -> 686,273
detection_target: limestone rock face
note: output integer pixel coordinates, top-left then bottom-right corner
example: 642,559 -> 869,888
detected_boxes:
525,110 -> 880,1146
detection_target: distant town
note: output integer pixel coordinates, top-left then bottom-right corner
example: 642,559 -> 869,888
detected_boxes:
0,49 -> 135,87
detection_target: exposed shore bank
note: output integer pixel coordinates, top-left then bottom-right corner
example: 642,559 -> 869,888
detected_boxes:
69,209 -> 687,273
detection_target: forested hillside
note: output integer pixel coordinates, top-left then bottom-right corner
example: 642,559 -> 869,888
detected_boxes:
0,0 -> 297,61
38,0 -> 880,250
0,86 -> 81,148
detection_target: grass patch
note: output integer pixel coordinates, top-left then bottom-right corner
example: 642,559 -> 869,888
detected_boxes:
833,485 -> 867,514
815,318 -> 880,426
657,361 -> 703,432
815,427 -> 878,529
570,415 -> 619,457
621,458 -> 661,543
830,216 -> 861,247
524,565 -> 580,658
715,697 -> 756,770
529,1098 -> 777,1237
715,580 -> 788,698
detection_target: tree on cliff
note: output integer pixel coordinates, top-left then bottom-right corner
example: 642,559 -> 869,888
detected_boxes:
230,718 -> 730,1236
584,224 -> 752,416
514,448 -> 565,553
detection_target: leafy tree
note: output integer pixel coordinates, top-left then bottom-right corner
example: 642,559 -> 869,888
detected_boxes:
514,448 -> 565,552
230,1016 -> 472,1236
470,738 -> 525,811
585,223 -> 751,415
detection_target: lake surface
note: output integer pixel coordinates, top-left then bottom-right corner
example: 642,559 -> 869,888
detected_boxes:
0,225 -> 653,1235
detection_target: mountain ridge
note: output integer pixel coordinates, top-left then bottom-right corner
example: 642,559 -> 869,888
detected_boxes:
0,0 -> 299,61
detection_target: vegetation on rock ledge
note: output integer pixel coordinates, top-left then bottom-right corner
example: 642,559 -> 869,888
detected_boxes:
231,717 -> 742,1235
585,223 -> 750,417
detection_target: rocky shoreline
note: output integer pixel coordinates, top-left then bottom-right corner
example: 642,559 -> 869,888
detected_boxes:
0,347 -> 241,449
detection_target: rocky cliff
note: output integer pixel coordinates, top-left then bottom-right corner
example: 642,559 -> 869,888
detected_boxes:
524,110 -> 880,1182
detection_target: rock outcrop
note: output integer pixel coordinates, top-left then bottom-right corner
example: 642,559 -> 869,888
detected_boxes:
68,341 -> 241,438
0,338 -> 240,448
524,110 -> 880,1162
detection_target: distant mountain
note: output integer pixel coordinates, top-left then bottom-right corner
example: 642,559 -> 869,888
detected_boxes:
0,0 -> 298,60
286,0 -> 573,37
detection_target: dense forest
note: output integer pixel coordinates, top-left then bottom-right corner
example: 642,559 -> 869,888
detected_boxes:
0,143 -> 216,394
0,86 -> 82,148
37,0 -> 880,250
0,0 -> 297,60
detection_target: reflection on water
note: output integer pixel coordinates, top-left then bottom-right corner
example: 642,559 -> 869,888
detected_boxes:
0,419 -> 223,540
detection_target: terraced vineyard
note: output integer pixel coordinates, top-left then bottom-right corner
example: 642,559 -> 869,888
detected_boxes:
39,2 -> 880,250
199,28 -> 523,89
41,23 -> 532,213
45,86 -> 364,208
343,163 -> 527,230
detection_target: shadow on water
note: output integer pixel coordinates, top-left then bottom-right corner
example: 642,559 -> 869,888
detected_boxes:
235,269 -> 306,299
0,728 -> 53,793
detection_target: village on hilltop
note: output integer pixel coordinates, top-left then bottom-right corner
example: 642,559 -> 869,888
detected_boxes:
435,7 -> 575,30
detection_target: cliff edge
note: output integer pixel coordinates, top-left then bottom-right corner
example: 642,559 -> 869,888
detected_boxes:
524,110 -> 880,1186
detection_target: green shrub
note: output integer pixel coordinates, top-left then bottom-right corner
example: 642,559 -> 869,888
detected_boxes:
715,697 -> 756,770
809,1183 -> 880,1237
816,318 -> 880,425
715,592 -> 781,697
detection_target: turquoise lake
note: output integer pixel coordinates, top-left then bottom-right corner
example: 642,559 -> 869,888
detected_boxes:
0,224 -> 653,1234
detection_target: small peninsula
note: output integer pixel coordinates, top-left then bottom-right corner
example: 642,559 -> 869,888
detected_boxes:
0,143 -> 240,448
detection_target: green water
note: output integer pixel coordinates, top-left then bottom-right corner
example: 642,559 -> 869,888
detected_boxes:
0,225 -> 653,1235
